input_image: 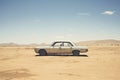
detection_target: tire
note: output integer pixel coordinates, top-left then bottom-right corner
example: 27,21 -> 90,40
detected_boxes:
39,49 -> 47,56
73,50 -> 80,56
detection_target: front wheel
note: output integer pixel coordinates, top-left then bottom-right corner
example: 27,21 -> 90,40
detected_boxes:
39,50 -> 47,56
73,50 -> 80,56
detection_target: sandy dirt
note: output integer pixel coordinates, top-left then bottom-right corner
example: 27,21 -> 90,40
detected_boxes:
0,46 -> 120,80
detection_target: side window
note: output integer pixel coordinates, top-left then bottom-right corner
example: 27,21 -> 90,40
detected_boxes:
54,42 -> 62,47
63,43 -> 72,47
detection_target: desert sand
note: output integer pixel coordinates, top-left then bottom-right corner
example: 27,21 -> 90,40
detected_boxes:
0,46 -> 120,80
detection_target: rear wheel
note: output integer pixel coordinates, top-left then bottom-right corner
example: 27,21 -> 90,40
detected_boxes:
39,49 -> 47,56
73,50 -> 80,56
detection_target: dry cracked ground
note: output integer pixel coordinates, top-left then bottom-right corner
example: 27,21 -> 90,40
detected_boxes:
0,46 -> 120,80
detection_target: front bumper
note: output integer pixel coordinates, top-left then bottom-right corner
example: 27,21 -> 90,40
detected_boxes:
34,48 -> 39,53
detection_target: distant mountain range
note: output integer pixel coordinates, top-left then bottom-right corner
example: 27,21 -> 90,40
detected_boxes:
0,42 -> 49,47
76,39 -> 120,46
0,39 -> 120,47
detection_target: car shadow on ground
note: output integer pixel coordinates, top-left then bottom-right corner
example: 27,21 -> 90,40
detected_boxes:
35,54 -> 88,57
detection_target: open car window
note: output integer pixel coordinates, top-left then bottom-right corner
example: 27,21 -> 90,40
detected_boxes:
51,42 -> 73,47
63,43 -> 72,47
52,42 -> 62,47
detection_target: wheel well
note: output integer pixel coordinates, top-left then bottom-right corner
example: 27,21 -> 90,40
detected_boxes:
72,50 -> 80,53
39,49 -> 47,53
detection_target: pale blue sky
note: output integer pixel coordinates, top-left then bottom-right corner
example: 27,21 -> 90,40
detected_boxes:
0,0 -> 120,44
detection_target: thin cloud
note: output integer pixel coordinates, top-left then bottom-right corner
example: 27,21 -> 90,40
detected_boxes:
102,11 -> 115,15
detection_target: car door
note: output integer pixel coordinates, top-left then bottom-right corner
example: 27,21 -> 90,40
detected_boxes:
49,42 -> 62,54
60,42 -> 72,54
